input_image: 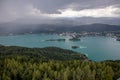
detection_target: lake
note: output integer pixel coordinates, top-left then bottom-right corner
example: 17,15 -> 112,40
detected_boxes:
0,34 -> 120,61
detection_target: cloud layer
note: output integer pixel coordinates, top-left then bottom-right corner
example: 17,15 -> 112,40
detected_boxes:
0,0 -> 120,24
48,6 -> 120,18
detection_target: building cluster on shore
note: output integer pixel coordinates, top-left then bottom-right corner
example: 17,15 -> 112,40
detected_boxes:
59,32 -> 116,37
2,30 -> 120,41
58,31 -> 120,41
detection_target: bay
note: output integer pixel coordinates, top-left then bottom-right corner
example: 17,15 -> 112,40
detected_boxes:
0,34 -> 120,61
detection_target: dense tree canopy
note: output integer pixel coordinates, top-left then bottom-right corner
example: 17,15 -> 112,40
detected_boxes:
0,45 -> 120,80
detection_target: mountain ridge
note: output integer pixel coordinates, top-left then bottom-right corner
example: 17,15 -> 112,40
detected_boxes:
0,23 -> 120,35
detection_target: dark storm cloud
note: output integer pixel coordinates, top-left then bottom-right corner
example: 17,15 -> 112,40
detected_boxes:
31,0 -> 72,13
0,0 -> 120,23
68,0 -> 120,10
27,0 -> 120,13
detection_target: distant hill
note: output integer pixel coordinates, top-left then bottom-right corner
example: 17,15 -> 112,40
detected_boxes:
0,23 -> 120,35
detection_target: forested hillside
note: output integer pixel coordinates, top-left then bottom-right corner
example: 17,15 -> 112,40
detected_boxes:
0,45 -> 87,61
0,45 -> 120,80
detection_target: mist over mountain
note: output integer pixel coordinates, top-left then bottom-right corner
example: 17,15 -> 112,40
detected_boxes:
0,0 -> 120,35
0,20 -> 120,35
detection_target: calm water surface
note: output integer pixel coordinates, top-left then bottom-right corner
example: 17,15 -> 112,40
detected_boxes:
0,34 -> 120,61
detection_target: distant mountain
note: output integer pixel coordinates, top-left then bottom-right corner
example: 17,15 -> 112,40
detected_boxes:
0,23 -> 120,35
72,23 -> 120,32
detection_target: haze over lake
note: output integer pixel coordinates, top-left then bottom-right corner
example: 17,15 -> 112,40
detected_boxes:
0,34 -> 120,61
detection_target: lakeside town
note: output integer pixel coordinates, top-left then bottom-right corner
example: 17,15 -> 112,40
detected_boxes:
58,31 -> 120,41
2,30 -> 120,42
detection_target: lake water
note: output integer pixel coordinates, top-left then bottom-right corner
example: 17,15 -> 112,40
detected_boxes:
0,34 -> 120,61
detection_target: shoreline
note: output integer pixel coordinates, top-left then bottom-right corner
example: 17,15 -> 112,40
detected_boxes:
0,44 -> 120,62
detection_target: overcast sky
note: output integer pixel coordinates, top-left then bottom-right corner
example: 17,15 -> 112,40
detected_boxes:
0,0 -> 120,24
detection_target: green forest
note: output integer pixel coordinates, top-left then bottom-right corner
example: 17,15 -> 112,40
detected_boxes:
0,45 -> 120,80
